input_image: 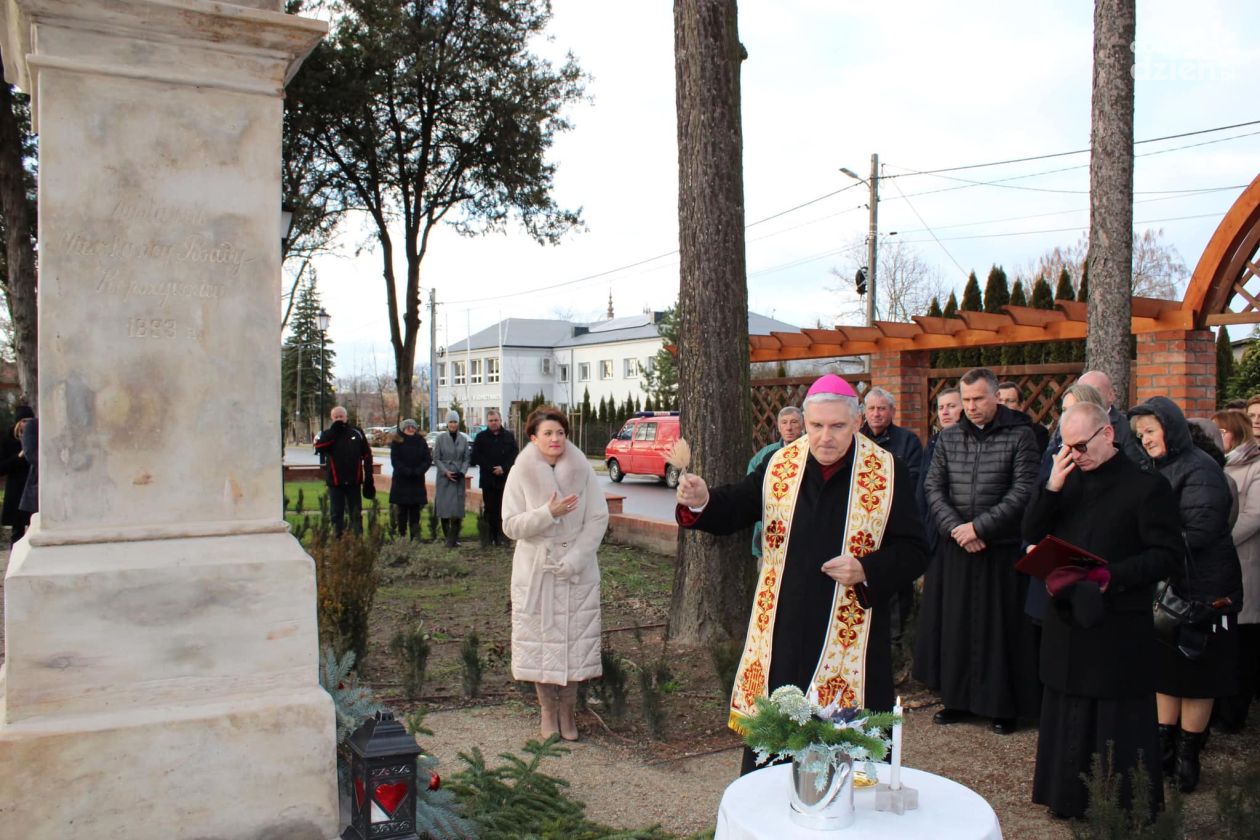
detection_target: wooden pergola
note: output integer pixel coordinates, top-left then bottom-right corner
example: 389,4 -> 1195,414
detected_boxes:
748,173 -> 1260,362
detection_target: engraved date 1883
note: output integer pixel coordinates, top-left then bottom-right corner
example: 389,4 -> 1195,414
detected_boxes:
127,317 -> 177,338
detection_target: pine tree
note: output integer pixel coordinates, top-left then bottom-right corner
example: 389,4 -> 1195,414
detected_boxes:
982,265 -> 1011,365
983,265 -> 1011,313
597,396 -> 608,423
934,292 -> 961,368
1028,275 -> 1055,365
1004,279 -> 1029,366
580,386 -> 592,422
961,272 -> 983,311
1052,268 -> 1078,362
1010,279 -> 1028,308
1055,266 -> 1076,302
1031,276 -> 1054,309
958,272 -> 983,367
927,296 -> 943,317
1227,337 -> 1260,404
641,305 -> 679,409
1217,326 -> 1234,406
281,274 -> 337,440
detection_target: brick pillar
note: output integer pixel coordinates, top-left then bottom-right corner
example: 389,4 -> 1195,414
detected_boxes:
1133,329 -> 1216,414
870,349 -> 933,443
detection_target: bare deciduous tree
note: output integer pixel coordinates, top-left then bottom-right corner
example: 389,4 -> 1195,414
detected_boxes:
829,237 -> 948,324
1131,228 -> 1187,299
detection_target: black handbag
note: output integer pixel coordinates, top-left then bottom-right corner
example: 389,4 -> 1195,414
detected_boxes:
1152,536 -> 1217,660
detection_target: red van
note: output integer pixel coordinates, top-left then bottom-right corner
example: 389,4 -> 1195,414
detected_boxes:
604,412 -> 682,487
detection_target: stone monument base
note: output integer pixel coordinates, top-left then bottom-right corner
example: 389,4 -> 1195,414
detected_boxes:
0,521 -> 339,839
0,686 -> 336,839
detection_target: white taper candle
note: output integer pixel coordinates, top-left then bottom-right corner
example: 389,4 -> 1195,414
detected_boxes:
891,695 -> 903,790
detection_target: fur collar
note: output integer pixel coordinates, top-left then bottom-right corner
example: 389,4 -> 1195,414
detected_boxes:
515,440 -> 589,496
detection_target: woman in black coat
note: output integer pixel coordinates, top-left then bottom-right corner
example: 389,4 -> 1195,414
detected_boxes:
0,406 -> 33,543
1130,395 -> 1244,793
390,419 -> 432,540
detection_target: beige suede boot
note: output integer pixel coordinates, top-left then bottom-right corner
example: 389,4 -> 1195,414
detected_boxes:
558,682 -> 579,741
535,683 -> 560,739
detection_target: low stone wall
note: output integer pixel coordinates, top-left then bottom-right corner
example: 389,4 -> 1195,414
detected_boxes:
605,513 -> 678,556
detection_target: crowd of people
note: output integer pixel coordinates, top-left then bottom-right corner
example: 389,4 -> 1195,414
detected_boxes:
674,366 -> 1252,824
299,368 -> 1253,822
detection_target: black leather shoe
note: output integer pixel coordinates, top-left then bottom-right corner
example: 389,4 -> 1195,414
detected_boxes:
992,718 -> 1018,735
932,708 -> 969,725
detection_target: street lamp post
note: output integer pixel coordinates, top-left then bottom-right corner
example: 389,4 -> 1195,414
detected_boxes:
841,153 -> 880,327
317,307 -> 330,425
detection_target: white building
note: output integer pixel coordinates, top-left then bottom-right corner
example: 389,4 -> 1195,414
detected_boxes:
437,310 -> 804,428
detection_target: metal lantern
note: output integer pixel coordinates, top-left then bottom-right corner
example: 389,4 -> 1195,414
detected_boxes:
341,711 -> 423,840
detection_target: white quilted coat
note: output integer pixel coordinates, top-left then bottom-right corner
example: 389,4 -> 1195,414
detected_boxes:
503,440 -> 608,684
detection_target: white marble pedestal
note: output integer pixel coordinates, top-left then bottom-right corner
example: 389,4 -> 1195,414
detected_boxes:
0,2 -> 336,837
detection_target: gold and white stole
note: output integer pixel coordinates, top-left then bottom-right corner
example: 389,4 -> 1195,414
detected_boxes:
727,434 -> 895,733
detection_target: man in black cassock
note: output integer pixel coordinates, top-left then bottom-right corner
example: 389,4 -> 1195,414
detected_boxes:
1022,402 -> 1180,819
917,367 -> 1042,733
675,375 -> 928,775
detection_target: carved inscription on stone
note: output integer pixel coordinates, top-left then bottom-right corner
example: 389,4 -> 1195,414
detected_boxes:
67,202 -> 255,340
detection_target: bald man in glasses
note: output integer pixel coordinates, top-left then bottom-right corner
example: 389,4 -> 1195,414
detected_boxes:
1021,401 -> 1181,820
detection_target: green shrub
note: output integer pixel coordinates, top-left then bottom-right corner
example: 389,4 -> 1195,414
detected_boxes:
1071,744 -> 1182,840
461,632 -> 484,699
390,625 -> 432,700
312,499 -> 382,665
1215,751 -> 1260,838
589,650 -> 629,721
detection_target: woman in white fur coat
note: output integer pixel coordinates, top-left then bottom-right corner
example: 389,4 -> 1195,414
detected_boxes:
503,406 -> 608,740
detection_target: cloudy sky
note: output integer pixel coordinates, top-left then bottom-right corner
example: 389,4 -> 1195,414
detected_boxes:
305,0 -> 1260,378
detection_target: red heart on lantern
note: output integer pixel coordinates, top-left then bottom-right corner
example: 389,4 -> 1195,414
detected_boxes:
428,771 -> 441,791
353,778 -> 365,808
375,782 -> 408,816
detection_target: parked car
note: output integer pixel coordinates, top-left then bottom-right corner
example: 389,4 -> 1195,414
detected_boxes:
604,412 -> 682,487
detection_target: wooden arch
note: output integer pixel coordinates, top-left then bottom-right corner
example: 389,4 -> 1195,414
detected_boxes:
748,175 -> 1260,362
1183,173 -> 1260,329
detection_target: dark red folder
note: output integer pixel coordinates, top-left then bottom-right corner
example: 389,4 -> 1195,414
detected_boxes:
1016,535 -> 1108,580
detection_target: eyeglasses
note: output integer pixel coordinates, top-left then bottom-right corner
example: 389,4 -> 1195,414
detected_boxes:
1064,425 -> 1105,454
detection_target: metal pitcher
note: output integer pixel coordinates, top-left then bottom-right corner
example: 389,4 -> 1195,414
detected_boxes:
788,746 -> 855,830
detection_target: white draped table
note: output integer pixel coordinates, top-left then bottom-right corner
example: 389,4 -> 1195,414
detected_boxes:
715,762 -> 1003,840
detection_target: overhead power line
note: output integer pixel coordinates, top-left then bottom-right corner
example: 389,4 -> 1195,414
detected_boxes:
881,117 -> 1260,178
443,118 -> 1258,306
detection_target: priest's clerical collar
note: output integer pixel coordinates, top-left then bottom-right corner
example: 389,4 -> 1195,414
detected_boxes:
812,445 -> 854,482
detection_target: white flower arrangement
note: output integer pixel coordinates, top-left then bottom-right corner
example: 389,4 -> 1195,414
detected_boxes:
743,685 -> 899,786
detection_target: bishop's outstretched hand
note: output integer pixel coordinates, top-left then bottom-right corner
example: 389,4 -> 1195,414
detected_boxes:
676,473 -> 710,509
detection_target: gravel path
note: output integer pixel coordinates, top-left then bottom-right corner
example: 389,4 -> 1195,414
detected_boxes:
423,699 -> 1254,839
422,703 -> 740,837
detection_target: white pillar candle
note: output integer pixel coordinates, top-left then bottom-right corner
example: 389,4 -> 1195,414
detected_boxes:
891,696 -> 903,790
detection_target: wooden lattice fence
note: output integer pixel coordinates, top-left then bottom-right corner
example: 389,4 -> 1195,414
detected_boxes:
749,375 -> 871,452
927,363 -> 1083,434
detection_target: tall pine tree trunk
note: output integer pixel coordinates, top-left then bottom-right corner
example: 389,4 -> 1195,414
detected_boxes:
668,0 -> 753,643
0,64 -> 36,408
1085,0 -> 1135,408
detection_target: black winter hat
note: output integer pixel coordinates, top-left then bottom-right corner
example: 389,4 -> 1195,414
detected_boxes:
14,405 -> 33,421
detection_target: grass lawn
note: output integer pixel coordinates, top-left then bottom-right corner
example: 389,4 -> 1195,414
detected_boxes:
284,480 -> 328,513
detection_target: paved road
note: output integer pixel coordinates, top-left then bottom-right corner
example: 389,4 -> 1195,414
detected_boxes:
283,446 -> 677,522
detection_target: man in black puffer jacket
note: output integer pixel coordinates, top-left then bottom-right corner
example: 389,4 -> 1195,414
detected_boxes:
915,367 -> 1042,734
